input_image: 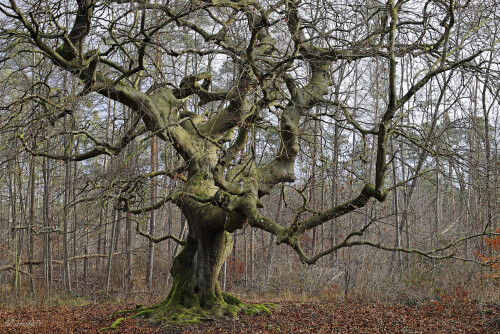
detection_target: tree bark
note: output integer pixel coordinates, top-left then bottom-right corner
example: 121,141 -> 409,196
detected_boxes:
27,156 -> 35,295
143,211 -> 242,320
105,207 -> 118,296
125,211 -> 133,294
42,157 -> 52,295
146,136 -> 158,291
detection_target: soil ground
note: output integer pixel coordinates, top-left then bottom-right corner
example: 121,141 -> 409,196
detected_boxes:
0,298 -> 498,333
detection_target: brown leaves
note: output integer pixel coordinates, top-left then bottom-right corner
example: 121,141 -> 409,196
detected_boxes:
0,303 -> 161,334
176,299 -> 499,333
0,299 -> 497,333
479,228 -> 500,277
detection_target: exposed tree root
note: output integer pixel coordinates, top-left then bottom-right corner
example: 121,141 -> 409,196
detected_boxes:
100,293 -> 276,330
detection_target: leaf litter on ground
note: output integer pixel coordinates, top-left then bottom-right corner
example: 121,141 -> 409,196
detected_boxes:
0,298 -> 498,333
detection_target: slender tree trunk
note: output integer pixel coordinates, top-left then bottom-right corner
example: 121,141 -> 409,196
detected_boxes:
331,112 -> 340,267
482,53 -> 493,233
125,211 -> 133,294
105,208 -> 118,296
27,156 -> 35,295
310,108 -> 318,255
244,227 -> 248,288
63,159 -> 72,293
390,138 -> 402,276
42,157 -> 52,295
146,136 -> 158,291
72,157 -> 79,290
83,216 -> 89,286
62,66 -> 73,294
250,228 -> 254,288
8,159 -> 19,295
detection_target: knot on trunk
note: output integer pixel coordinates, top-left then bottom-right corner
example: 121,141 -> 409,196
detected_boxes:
223,177 -> 262,232
212,189 -> 233,208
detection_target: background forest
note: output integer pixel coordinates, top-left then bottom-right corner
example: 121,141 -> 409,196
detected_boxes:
0,0 -> 499,316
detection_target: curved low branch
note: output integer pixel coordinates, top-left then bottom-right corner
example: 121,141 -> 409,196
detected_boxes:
19,118 -> 145,161
121,192 -> 180,214
136,221 -> 185,245
295,229 -> 499,265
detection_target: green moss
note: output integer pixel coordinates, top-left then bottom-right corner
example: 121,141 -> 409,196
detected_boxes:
187,171 -> 208,187
113,309 -> 136,316
55,45 -> 64,55
243,308 -> 258,316
149,298 -> 245,325
102,296 -> 276,330
134,307 -> 156,318
102,235 -> 274,329
242,303 -> 275,316
223,292 -> 242,305
152,307 -> 205,325
225,304 -> 240,318
100,317 -> 126,331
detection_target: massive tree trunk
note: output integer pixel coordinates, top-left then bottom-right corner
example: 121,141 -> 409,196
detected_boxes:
164,222 -> 234,314
130,172 -> 269,324
133,208 -> 268,324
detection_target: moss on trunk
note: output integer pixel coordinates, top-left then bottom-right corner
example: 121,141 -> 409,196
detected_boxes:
102,226 -> 274,330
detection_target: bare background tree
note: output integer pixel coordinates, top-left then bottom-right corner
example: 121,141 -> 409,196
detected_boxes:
0,0 -> 499,322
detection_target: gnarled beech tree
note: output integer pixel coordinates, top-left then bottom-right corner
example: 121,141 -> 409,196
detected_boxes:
1,0 -> 498,323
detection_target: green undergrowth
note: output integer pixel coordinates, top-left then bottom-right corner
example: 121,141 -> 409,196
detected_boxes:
48,294 -> 90,307
100,293 -> 277,331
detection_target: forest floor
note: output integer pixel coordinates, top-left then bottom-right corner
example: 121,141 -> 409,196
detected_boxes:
0,297 -> 499,333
